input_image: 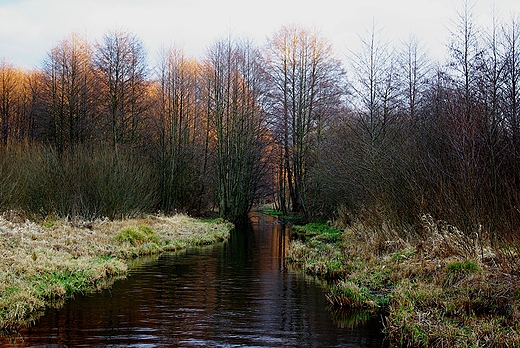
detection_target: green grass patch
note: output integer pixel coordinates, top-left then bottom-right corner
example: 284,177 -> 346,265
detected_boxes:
443,260 -> 481,287
293,221 -> 338,234
42,221 -> 54,228
115,225 -> 158,246
34,270 -> 87,298
263,209 -> 283,216
281,215 -> 304,223
293,222 -> 341,244
326,280 -> 376,308
446,259 -> 480,273
391,249 -> 416,262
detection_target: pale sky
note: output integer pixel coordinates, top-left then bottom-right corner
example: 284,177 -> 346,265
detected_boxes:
1,0 -> 519,69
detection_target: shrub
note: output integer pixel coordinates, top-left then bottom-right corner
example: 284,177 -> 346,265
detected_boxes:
0,144 -> 159,219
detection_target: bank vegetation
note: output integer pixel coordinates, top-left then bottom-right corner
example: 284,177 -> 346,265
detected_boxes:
0,212 -> 231,330
1,1 -> 520,345
288,217 -> 520,347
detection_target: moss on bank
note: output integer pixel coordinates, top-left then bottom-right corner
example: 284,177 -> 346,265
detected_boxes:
0,213 -> 232,330
287,219 -> 520,347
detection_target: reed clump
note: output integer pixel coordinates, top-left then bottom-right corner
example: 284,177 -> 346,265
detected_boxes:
286,214 -> 520,347
0,213 -> 232,330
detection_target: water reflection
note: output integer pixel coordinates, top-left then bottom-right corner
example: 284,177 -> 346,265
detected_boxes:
2,213 -> 386,347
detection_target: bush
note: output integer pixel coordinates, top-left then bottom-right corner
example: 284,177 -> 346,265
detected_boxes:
0,144 -> 159,219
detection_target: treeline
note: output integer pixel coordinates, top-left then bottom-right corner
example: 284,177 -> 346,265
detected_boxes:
1,3 -> 520,239
318,4 -> 520,241
0,31 -> 272,222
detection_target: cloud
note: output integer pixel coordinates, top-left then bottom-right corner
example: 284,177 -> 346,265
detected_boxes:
1,0 -> 519,69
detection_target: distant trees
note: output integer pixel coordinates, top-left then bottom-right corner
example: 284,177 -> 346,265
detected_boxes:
409,2 -> 520,234
310,3 -> 520,240
3,11 -> 520,240
35,30 -> 150,150
382,3 -> 520,236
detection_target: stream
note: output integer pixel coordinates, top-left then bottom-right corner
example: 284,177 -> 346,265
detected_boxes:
2,212 -> 387,347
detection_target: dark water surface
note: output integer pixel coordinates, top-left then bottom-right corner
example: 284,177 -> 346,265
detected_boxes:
3,213 -> 387,347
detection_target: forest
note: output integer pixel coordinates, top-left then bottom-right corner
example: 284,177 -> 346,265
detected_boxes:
1,2 -> 520,245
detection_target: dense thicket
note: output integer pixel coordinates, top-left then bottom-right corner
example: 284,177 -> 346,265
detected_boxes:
318,5 -> 520,242
1,5 -> 520,239
0,31 -> 270,223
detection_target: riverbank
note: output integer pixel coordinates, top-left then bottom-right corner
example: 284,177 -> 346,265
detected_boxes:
286,216 -> 520,347
0,212 -> 232,330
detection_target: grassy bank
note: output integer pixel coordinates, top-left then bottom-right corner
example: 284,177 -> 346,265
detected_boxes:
0,212 -> 232,330
286,217 -> 520,347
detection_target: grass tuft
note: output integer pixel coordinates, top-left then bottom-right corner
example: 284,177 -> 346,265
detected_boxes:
326,281 -> 376,308
116,226 -> 158,246
446,259 -> 480,273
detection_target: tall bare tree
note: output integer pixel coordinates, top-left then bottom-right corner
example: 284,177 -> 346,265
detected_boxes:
503,14 -> 520,166
40,33 -> 94,152
153,45 -> 205,212
263,25 -> 345,216
202,37 -> 268,223
94,30 -> 149,148
0,60 -> 36,147
398,35 -> 432,121
346,22 -> 401,210
0,60 -> 19,146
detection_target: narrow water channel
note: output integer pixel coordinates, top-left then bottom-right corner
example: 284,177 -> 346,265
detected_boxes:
3,212 -> 387,347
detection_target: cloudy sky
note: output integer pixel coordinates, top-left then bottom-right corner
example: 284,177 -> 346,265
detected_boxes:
1,0 -> 519,69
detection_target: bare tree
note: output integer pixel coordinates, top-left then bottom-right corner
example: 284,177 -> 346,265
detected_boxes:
40,33 -> 95,152
202,37 -> 268,223
346,22 -> 401,209
442,0 -> 489,230
502,14 -> 520,163
263,25 -> 345,217
0,60 -> 19,147
398,35 -> 432,121
152,45 -> 206,212
94,30 -> 149,148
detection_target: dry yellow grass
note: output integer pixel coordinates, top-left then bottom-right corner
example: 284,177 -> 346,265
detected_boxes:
0,212 -> 232,330
287,215 -> 520,347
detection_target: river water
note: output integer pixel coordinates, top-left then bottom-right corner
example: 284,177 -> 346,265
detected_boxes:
2,213 -> 387,347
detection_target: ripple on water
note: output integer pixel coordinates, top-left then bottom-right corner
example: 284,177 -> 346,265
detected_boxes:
2,213 -> 387,347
